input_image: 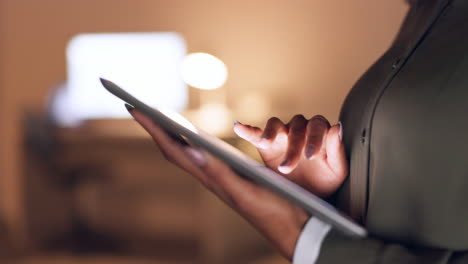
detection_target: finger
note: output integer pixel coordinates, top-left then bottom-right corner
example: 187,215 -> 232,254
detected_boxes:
129,109 -> 188,160
130,109 -> 176,154
279,115 -> 308,174
258,117 -> 288,149
233,121 -> 264,148
304,115 -> 331,160
325,122 -> 348,181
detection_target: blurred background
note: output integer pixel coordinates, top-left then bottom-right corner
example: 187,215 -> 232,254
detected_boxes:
0,0 -> 408,263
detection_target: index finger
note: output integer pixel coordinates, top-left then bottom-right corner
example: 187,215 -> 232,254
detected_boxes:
233,121 -> 264,148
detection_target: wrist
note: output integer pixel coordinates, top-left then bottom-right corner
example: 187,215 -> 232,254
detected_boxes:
275,213 -> 310,260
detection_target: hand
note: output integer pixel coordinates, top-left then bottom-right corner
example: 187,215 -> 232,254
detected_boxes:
127,106 -> 347,260
233,115 -> 348,197
128,106 -> 308,259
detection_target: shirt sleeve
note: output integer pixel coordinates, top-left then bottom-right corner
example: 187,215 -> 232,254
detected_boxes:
293,217 -> 331,264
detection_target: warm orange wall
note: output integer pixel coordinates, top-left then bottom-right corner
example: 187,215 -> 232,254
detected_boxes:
0,0 -> 409,247
3,0 -> 409,115
0,0 -> 4,223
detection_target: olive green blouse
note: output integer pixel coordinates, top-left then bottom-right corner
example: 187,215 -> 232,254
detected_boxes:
319,0 -> 468,262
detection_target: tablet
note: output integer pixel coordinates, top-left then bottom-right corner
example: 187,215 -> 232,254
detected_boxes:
100,78 -> 367,238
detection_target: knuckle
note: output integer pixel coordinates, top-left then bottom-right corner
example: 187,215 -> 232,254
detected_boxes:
310,115 -> 330,126
288,115 -> 307,128
311,114 -> 328,121
291,114 -> 306,122
266,117 -> 283,128
267,116 -> 282,123
263,117 -> 286,138
293,114 -> 306,119
308,119 -> 328,131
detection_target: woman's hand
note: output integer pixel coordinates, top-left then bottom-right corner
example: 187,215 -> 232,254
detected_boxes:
234,115 -> 347,197
127,106 -> 347,260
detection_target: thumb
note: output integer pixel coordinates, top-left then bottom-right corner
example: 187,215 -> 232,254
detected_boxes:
325,122 -> 348,179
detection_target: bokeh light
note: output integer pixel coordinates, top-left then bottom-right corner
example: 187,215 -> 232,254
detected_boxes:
181,53 -> 228,90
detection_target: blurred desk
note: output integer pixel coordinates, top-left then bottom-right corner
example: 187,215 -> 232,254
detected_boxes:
22,118 -> 273,264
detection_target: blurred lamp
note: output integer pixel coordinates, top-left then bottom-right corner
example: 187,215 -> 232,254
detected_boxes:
181,52 -> 228,90
180,52 -> 231,136
51,32 -> 187,126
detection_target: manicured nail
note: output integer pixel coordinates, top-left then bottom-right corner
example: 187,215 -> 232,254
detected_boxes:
233,120 -> 240,125
125,104 -> 135,112
338,121 -> 343,142
278,159 -> 292,174
305,144 -> 315,159
184,147 -> 207,167
170,134 -> 189,146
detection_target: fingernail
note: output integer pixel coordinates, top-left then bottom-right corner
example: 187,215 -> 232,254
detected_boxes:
184,147 -> 207,167
125,104 -> 135,112
305,144 -> 315,159
170,134 -> 189,146
278,159 -> 291,174
338,121 -> 343,142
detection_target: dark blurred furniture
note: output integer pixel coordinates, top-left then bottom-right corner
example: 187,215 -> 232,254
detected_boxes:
21,116 -> 274,264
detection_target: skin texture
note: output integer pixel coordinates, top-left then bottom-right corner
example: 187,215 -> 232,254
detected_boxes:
128,109 -> 348,260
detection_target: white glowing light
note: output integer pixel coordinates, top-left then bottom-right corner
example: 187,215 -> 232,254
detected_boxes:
52,32 -> 187,126
181,53 -> 228,90
158,108 -> 198,133
191,103 -> 232,136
